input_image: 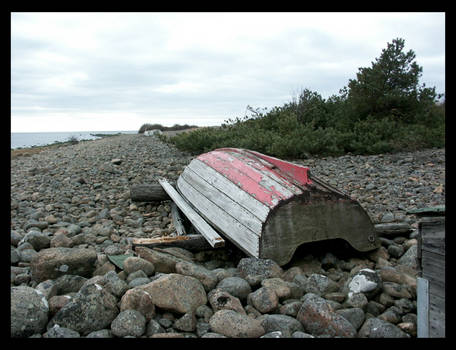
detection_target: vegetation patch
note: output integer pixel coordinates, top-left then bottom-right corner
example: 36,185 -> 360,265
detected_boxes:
161,38 -> 444,158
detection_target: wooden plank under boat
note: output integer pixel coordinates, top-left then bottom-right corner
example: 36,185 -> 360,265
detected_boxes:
176,148 -> 381,266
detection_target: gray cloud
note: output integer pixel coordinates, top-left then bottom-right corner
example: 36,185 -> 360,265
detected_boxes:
11,12 -> 445,132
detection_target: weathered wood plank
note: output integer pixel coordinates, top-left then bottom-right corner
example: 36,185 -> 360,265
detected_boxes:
243,149 -> 312,187
407,205 -> 445,217
424,276 -> 445,300
419,217 -> 445,238
421,269 -> 445,300
130,183 -> 170,202
429,293 -> 445,315
417,277 -> 429,338
421,250 -> 445,283
170,202 -> 186,236
374,223 -> 413,236
421,236 -> 445,256
261,194 -> 378,265
131,234 -> 213,251
418,215 -> 445,338
225,149 -> 303,196
158,179 -> 225,248
177,176 -> 259,257
213,150 -> 296,199
429,294 -> 445,338
180,166 -> 263,235
231,149 -> 302,190
187,159 -> 269,222
198,151 -> 292,208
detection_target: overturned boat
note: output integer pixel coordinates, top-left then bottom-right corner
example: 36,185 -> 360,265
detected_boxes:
168,148 -> 380,266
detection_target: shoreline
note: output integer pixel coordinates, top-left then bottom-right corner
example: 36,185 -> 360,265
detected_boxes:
10,128 -> 199,153
10,132 -> 444,338
11,133 -> 125,159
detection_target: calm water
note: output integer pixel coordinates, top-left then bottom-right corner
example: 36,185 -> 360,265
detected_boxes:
11,130 -> 137,149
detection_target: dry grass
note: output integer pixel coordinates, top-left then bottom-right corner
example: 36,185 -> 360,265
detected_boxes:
12,146 -> 49,159
11,141 -> 77,160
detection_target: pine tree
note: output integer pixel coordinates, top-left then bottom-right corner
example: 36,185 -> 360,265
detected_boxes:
346,38 -> 439,123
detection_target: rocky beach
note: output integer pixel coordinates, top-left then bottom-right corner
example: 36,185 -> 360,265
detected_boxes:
10,133 -> 445,338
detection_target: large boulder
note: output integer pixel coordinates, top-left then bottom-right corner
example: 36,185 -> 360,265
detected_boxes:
297,293 -> 357,338
18,231 -> 50,251
135,246 -> 187,273
260,314 -> 304,337
48,283 -> 119,336
30,247 -> 97,283
397,245 -> 418,269
122,256 -> 155,276
216,277 -> 252,301
237,258 -> 283,287
139,273 -> 207,314
358,317 -> 410,338
110,310 -> 146,338
208,288 -> 246,314
44,324 -> 81,338
305,273 -> 339,296
120,287 -> 156,321
336,308 -> 366,331
247,286 -> 279,314
11,286 -> 49,337
175,260 -> 218,292
209,310 -> 265,338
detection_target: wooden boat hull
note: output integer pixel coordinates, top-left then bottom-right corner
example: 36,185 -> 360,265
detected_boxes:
177,148 -> 380,265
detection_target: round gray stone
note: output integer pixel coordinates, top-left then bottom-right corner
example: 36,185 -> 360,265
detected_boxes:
11,286 -> 49,337
216,277 -> 252,301
111,309 -> 146,337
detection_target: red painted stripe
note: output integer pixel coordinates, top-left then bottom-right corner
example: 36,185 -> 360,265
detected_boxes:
198,151 -> 290,207
245,150 -> 312,186
220,149 -> 302,194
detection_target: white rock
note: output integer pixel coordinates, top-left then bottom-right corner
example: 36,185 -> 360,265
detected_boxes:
348,268 -> 378,297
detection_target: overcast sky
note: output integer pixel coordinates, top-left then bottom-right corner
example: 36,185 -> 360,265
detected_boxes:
11,12 -> 445,133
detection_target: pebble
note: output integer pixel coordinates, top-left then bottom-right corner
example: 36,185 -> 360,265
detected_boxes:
208,288 -> 246,315
298,148 -> 444,223
10,134 -> 444,337
209,309 -> 265,338
216,276 -> 252,301
110,309 -> 146,337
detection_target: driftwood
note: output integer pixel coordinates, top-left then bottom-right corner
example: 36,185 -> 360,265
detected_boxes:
171,202 -> 186,236
131,234 -> 215,251
130,183 -> 171,202
374,223 -> 413,236
159,179 -> 225,248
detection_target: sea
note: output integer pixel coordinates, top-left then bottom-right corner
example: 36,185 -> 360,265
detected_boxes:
10,130 -> 137,149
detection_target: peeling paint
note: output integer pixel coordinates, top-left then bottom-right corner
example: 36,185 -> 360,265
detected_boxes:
198,151 -> 294,208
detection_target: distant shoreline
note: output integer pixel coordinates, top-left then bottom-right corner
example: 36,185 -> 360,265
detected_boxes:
10,128 -> 199,158
11,130 -> 137,150
10,133 -> 125,159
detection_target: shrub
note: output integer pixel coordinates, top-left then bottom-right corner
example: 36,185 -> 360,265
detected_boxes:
163,38 -> 444,158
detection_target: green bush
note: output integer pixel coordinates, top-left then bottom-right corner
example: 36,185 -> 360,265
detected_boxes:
162,38 -> 444,158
